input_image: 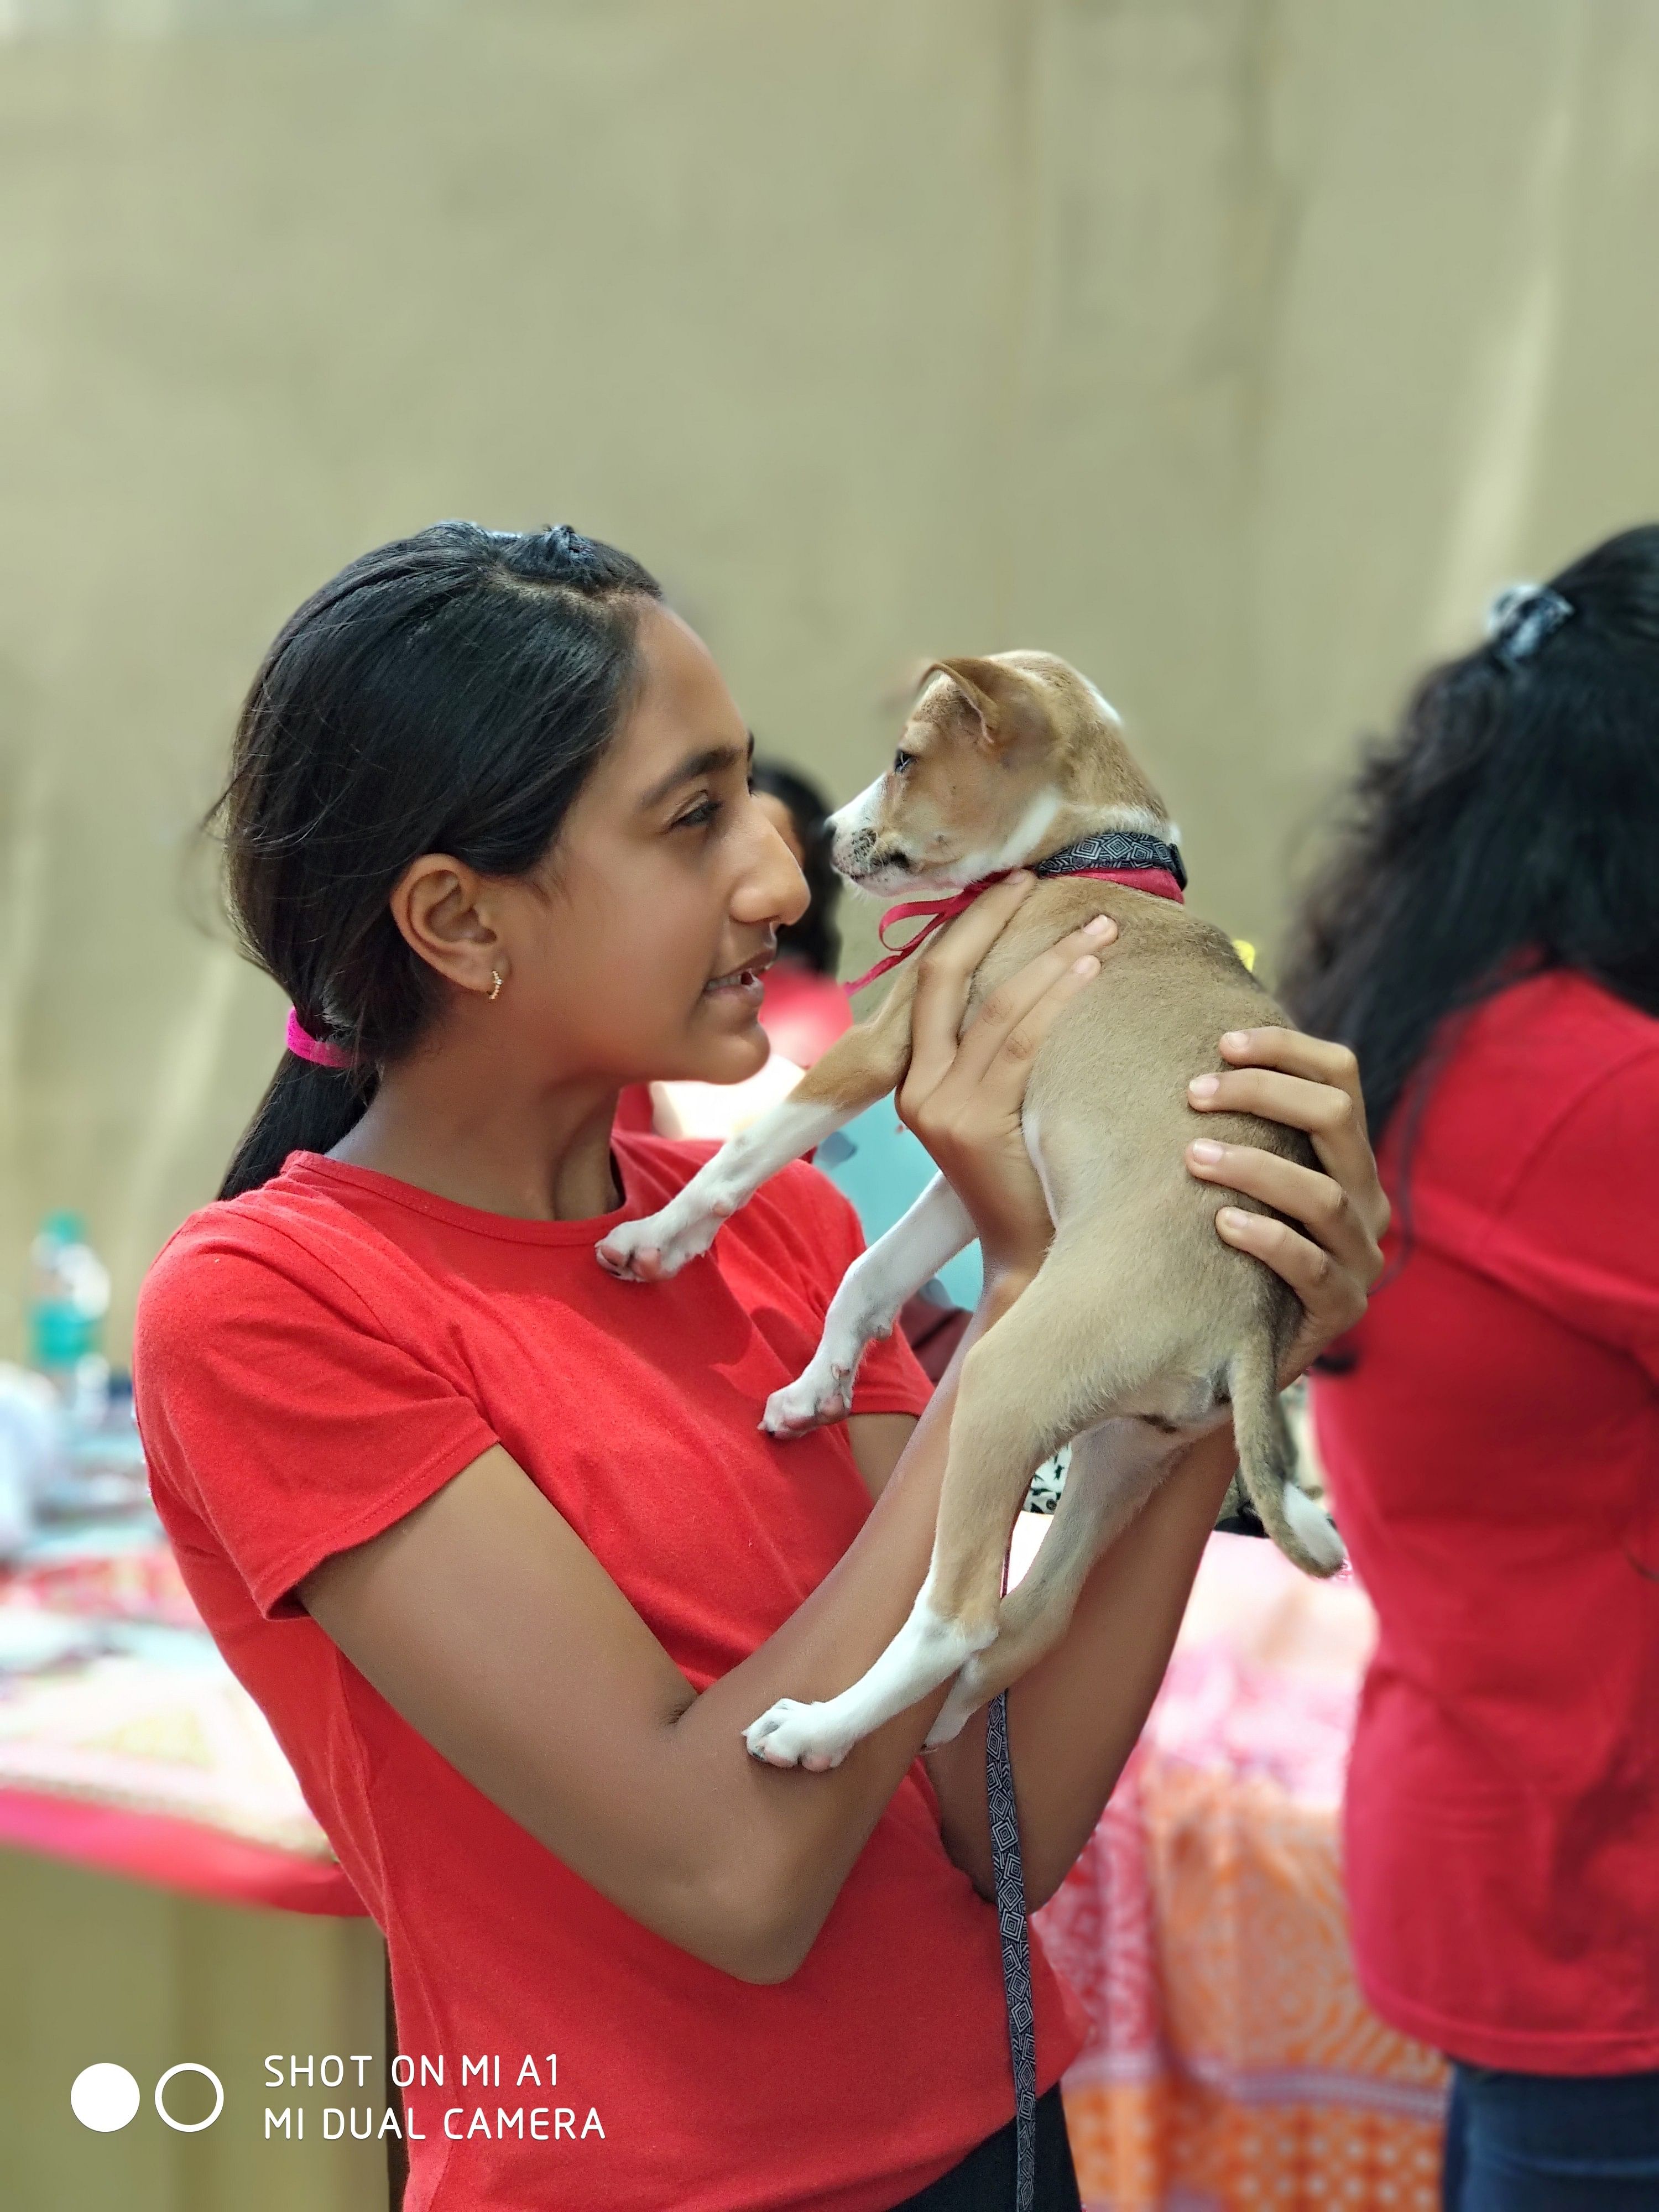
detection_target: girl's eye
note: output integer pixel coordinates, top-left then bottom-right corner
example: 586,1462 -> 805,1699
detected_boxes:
674,798 -> 721,831
893,749 -> 914,775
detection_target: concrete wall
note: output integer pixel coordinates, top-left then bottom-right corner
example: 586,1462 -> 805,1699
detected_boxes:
2,0 -> 1658,1356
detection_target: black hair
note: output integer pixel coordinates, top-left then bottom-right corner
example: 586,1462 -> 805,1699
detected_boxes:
749,757 -> 843,977
206,521 -> 663,1201
1281,523 -> 1659,1149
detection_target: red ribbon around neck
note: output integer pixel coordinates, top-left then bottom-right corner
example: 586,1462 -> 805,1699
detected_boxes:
843,863 -> 1185,998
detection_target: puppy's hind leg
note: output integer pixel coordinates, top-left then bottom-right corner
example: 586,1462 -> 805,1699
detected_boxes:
924,1415 -> 1178,1746
598,967 -> 919,1281
763,1173 -> 974,1436
746,1272 -> 1085,1771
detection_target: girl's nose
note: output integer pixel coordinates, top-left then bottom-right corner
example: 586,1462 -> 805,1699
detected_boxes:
739,807 -> 810,927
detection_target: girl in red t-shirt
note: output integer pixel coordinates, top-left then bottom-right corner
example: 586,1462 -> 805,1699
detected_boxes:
1284,524 -> 1659,2210
135,521 -> 1385,2211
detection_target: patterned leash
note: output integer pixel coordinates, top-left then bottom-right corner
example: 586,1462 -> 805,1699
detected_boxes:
987,1522 -> 1037,2212
986,1692 -> 1036,2208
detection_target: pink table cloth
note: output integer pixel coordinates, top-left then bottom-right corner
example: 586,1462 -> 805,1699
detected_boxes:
0,1538 -> 363,1914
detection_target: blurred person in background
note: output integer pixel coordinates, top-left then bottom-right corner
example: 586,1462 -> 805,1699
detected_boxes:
133,521 -> 1385,2211
748,755 -> 855,1067
1282,524 -> 1659,2211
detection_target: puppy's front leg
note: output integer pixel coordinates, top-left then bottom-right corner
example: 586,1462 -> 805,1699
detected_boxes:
763,1173 -> 974,1436
597,969 -> 917,1282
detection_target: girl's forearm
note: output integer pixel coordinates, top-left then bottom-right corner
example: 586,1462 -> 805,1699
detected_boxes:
920,1423 -> 1237,1908
665,1265 -> 1034,1979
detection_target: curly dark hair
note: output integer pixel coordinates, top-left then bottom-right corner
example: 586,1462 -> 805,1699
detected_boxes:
1280,522 -> 1659,1146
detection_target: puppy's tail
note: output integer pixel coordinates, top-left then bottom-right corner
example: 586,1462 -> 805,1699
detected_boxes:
1228,1335 -> 1345,1577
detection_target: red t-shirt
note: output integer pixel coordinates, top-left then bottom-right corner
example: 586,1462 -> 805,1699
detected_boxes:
133,1132 -> 1088,2209
1312,971 -> 1659,2074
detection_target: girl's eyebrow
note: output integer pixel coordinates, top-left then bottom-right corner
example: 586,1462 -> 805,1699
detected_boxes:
637,730 -> 755,812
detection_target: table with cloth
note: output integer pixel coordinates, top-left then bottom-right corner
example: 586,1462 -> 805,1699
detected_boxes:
0,1519 -> 385,2212
1,1504 -> 1447,2211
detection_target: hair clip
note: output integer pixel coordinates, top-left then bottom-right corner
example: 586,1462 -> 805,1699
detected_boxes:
1485,582 -> 1574,669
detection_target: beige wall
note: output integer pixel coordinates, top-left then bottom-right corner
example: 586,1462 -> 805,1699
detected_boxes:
2,0 -> 1658,1359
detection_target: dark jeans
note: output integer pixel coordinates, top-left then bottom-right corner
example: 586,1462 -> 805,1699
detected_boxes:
889,2084 -> 1082,2210
1442,2062 -> 1659,2210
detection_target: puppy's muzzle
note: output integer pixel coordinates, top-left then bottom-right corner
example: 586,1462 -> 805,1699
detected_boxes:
832,825 -> 877,874
833,828 -> 914,883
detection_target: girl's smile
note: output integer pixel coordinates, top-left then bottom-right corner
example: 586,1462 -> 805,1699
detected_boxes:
701,948 -> 777,1010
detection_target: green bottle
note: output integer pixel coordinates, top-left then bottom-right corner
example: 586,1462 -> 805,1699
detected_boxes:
27,1211 -> 110,1383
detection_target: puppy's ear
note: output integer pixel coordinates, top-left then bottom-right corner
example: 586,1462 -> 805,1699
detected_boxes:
924,658 -> 1049,752
881,654 -> 941,717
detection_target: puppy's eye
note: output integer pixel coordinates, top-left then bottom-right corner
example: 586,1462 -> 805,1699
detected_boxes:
892,749 -> 915,776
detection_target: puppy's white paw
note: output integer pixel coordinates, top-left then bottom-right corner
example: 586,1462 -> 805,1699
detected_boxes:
761,1359 -> 855,1438
922,1661 -> 989,1749
595,1197 -> 729,1282
743,1698 -> 858,1771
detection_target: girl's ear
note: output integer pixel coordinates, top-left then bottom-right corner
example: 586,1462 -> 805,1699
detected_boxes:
389,853 -> 500,993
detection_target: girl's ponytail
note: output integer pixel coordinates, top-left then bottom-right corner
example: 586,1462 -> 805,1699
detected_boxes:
205,521 -> 662,1201
218,1055 -> 373,1206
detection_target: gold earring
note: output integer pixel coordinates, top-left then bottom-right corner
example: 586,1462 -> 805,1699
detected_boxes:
488,969 -> 504,1001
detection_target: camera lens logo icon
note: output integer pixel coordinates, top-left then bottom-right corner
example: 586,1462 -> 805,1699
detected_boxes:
71,2062 -> 224,2133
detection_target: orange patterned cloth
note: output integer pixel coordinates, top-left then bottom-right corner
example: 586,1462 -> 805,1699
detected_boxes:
1030,1533 -> 1449,2211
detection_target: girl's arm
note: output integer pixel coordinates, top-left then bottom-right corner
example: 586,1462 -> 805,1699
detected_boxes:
302,1261 -> 1028,1987
846,1411 -> 921,1503
298,889 -> 1110,1989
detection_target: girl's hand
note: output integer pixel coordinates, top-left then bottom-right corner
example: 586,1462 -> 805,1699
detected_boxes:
1184,1027 -> 1389,1382
896,873 -> 1118,1284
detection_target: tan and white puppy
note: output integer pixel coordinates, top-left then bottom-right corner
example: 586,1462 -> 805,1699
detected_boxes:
597,654 -> 1343,1771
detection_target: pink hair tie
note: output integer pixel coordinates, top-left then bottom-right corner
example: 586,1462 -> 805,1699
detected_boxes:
285,1007 -> 353,1071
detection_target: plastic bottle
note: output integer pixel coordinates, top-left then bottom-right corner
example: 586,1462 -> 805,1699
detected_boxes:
27,1210 -> 111,1409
